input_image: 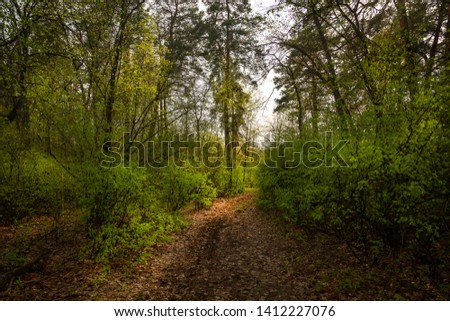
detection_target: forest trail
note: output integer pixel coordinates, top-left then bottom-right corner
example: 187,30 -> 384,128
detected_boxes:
2,191 -> 445,300
2,191 -> 355,300
139,192 -> 307,300
96,192 -> 314,300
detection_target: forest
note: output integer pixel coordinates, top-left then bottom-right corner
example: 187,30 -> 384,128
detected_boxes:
0,0 -> 449,300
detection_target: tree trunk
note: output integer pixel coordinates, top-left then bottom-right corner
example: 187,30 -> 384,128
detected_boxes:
104,0 -> 128,151
396,0 -> 417,97
224,0 -> 232,172
311,77 -> 319,135
445,1 -> 450,65
425,1 -> 446,79
310,4 -> 347,120
8,26 -> 30,130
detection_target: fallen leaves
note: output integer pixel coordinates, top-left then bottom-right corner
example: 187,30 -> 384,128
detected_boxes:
1,192 -> 448,300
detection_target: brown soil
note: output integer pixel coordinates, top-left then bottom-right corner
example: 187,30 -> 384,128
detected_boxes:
1,192 -> 448,300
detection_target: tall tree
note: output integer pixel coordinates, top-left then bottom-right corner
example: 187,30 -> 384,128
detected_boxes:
0,0 -> 54,130
203,0 -> 263,172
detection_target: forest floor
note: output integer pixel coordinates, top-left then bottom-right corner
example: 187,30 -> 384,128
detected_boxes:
1,191 -> 448,300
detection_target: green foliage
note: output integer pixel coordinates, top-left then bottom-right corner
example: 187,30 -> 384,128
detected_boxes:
157,166 -> 217,212
78,166 -> 187,262
206,166 -> 231,197
0,0 -> 254,270
257,86 -> 450,268
3,250 -> 26,265
261,1 -> 450,277
85,209 -> 185,263
0,124 -> 77,225
77,162 -> 244,262
242,166 -> 258,188
206,165 -> 246,197
229,167 -> 246,195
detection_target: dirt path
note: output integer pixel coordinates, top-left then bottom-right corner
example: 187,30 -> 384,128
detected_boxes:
1,191 -> 340,300
2,192 -> 446,300
78,192 -> 447,300
94,192 -> 311,300
139,192 -> 308,300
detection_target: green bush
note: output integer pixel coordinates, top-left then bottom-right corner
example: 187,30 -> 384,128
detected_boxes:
0,125 -> 77,224
206,165 -> 245,196
206,166 -> 230,197
157,166 -> 217,211
229,166 -> 246,195
242,166 -> 257,188
257,105 -> 450,270
78,166 -> 187,262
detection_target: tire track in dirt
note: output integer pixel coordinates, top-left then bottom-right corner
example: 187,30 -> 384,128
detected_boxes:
133,192 -> 309,300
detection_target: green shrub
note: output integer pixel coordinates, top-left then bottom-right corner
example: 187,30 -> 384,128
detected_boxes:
0,124 -> 77,224
229,167 -> 246,195
206,165 -> 245,196
79,166 -> 165,260
158,166 -> 217,211
206,166 -> 230,197
257,107 -> 450,269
